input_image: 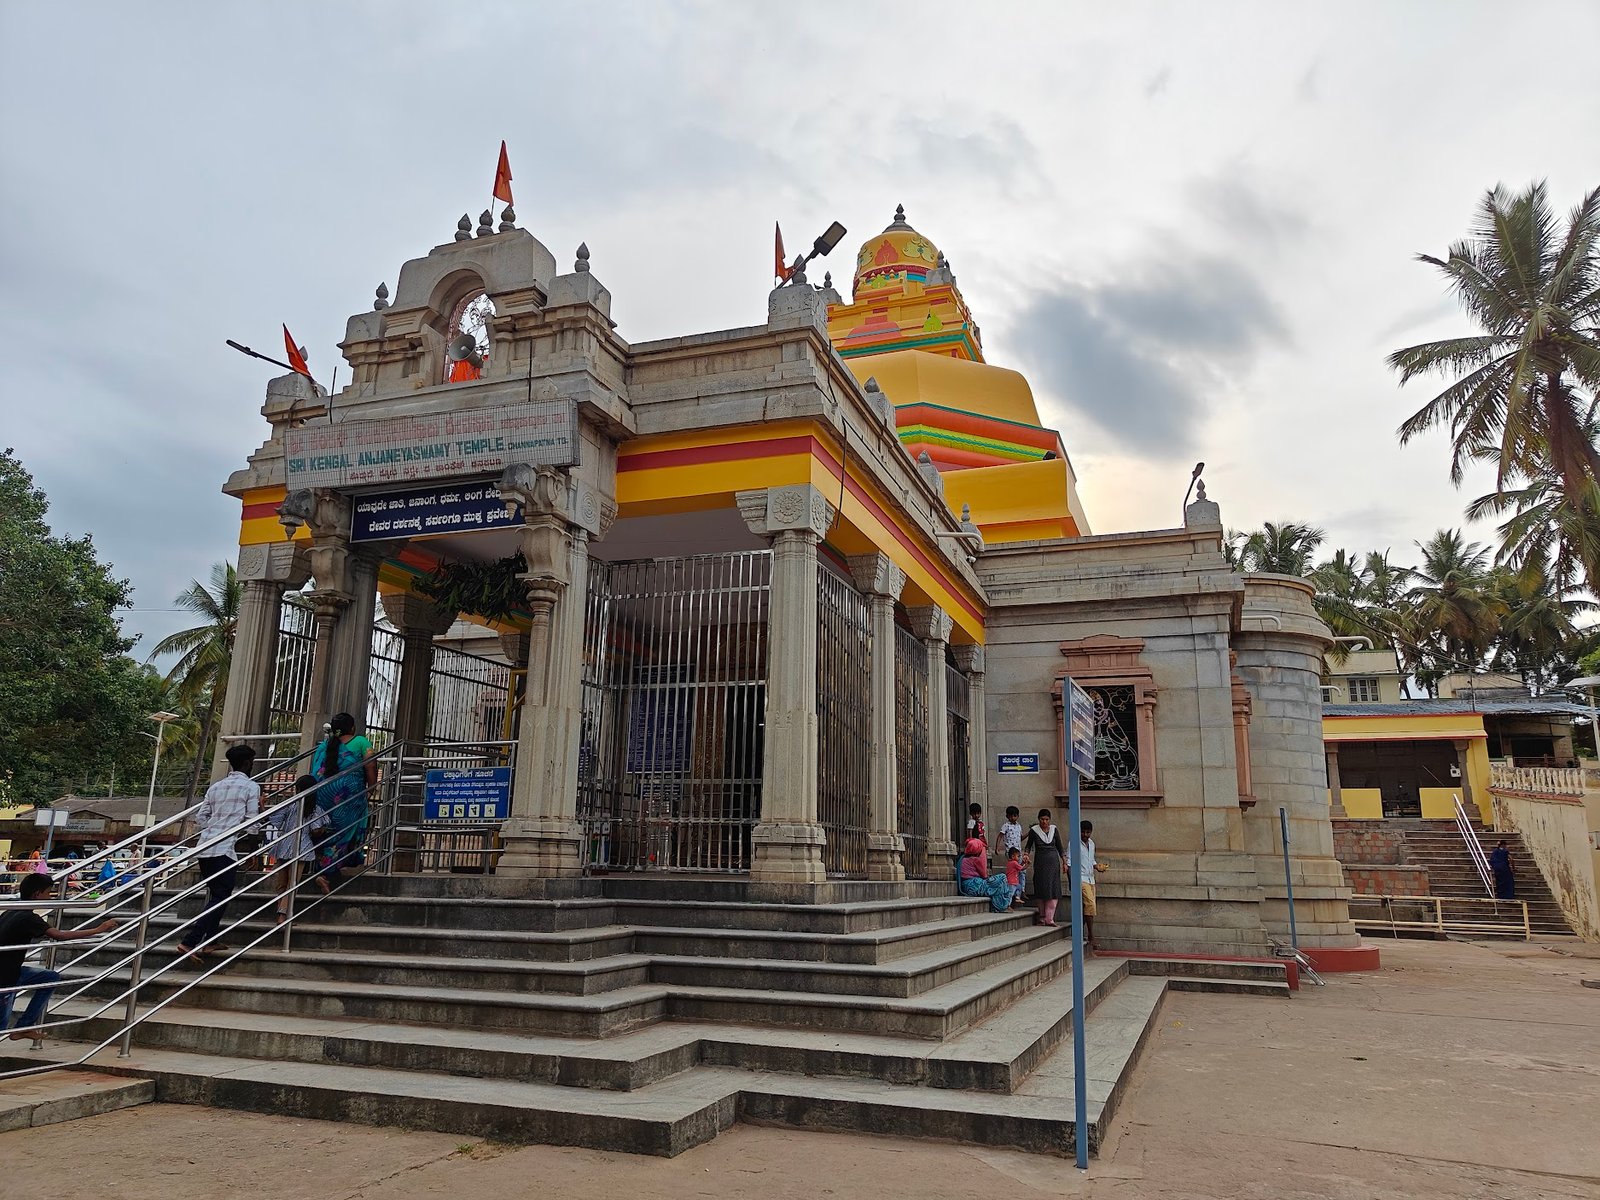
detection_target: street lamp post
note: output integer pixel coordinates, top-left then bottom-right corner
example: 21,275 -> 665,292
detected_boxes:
144,711 -> 182,838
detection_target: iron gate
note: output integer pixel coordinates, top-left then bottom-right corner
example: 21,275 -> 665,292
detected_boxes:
578,550 -> 771,872
895,623 -> 930,878
817,567 -> 872,878
947,660 -> 972,849
267,595 -> 316,751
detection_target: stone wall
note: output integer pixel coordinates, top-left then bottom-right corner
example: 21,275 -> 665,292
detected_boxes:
1342,865 -> 1429,896
978,527 -> 1270,957
1490,790 -> 1600,941
1333,821 -> 1407,865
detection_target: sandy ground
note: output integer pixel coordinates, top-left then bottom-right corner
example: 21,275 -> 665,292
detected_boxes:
2,938 -> 1596,1200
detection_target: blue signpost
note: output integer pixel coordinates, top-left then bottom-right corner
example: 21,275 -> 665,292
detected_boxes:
1065,678 -> 1096,1168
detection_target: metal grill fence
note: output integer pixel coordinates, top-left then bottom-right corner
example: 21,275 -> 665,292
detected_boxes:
266,596 -> 316,757
366,621 -> 403,745
947,660 -> 972,849
578,551 -> 771,873
895,623 -> 930,879
429,645 -> 514,747
816,567 -> 872,878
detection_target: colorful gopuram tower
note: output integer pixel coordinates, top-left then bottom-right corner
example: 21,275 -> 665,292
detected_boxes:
826,205 -> 1090,543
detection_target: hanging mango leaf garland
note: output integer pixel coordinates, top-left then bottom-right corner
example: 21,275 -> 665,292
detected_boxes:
415,553 -> 528,623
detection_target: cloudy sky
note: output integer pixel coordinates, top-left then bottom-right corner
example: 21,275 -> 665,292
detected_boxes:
2,1 -> 1597,657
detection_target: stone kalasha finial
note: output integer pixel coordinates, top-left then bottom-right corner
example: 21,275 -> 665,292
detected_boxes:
499,205 -> 516,232
916,449 -> 945,499
575,242 -> 591,273
823,271 -> 832,288
890,203 -> 909,229
959,503 -> 984,549
455,214 -> 472,242
477,209 -> 495,237
373,282 -> 390,311
1185,476 -> 1221,528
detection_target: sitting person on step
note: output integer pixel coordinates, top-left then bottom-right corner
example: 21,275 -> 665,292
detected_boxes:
957,838 -> 1016,913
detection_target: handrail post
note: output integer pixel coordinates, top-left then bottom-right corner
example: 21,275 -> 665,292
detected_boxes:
280,858 -> 299,953
1521,901 -> 1530,941
1433,897 -> 1443,936
118,874 -> 157,1057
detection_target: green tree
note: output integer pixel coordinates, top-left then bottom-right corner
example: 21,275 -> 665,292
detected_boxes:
1225,521 -> 1326,576
1488,567 -> 1595,692
1404,530 -> 1502,695
149,562 -> 240,799
0,448 -> 169,803
1391,182 -> 1600,587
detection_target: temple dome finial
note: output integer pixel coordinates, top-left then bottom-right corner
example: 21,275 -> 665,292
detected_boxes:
850,203 -> 940,300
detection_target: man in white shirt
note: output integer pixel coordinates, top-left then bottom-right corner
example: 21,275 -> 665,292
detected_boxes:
1078,820 -> 1107,951
178,744 -> 262,957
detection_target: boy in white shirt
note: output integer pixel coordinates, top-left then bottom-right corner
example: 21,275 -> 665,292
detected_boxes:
1079,820 -> 1108,951
997,807 -> 1025,897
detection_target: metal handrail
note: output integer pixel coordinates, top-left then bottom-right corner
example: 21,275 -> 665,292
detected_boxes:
0,740 -> 400,1077
0,735 -> 518,1079
1452,794 -> 1495,898
1348,892 -> 1532,940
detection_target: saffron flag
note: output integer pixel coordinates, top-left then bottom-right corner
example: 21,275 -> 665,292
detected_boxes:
774,222 -> 790,282
282,325 -> 313,378
493,141 -> 514,206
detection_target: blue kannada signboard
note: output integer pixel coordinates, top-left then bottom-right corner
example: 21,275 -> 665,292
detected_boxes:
351,482 -> 521,543
997,753 -> 1041,773
423,767 -> 511,822
1067,679 -> 1096,777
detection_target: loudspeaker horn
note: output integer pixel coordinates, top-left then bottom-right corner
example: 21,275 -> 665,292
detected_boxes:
447,333 -> 484,367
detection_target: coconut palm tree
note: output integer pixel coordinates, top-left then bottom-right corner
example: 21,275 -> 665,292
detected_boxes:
1466,398 -> 1600,593
148,561 -> 240,798
1489,567 -> 1596,692
1226,521 -> 1326,577
1391,182 -> 1600,584
1404,531 -> 1501,695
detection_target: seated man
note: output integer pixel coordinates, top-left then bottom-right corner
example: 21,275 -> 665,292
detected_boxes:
0,873 -> 117,1040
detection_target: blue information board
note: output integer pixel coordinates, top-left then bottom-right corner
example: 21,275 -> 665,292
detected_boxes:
997,753 -> 1041,773
351,482 -> 521,543
423,767 -> 511,821
1066,679 -> 1096,777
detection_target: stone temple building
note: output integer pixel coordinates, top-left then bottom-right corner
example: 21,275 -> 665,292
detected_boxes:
213,201 -> 1361,968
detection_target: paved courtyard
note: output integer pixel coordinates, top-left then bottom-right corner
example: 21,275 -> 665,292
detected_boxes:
1,939 -> 1595,1199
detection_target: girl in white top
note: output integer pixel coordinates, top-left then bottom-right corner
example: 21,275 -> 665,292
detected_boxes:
270,775 -> 329,919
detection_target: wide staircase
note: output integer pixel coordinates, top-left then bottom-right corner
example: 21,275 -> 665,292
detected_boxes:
18,873 -> 1290,1157
1394,822 -> 1575,937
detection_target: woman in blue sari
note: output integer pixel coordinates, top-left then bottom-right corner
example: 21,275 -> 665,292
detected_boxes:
310,712 -> 376,889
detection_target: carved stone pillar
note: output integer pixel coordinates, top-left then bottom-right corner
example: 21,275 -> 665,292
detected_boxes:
213,542 -> 310,773
1325,744 -> 1346,818
497,465 -> 612,877
1231,653 -> 1256,808
738,485 -> 835,884
953,643 -> 988,819
327,548 -> 382,726
283,489 -> 354,749
499,630 -> 531,742
380,592 -> 457,745
909,605 -> 956,879
848,552 -> 907,882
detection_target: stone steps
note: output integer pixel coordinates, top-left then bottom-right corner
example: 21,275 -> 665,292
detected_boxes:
11,965 -> 1178,1157
49,959 -> 1133,1096
89,920 -> 1065,1003
74,936 -> 1084,1040
138,906 -> 1037,966
0,1069 -> 154,1132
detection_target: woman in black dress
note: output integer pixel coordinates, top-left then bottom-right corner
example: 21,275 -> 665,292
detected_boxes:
1025,809 -> 1064,926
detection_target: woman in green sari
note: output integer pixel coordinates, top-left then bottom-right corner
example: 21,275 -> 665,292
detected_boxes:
310,712 -> 376,889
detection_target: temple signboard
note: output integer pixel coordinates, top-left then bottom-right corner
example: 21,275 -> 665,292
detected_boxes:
285,399 -> 576,491
351,482 -> 522,542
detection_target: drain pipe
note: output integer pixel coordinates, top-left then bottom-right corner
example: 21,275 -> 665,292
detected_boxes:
1279,806 -> 1299,951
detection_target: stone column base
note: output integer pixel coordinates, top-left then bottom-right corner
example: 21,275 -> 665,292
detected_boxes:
496,816 -> 585,878
925,839 -> 958,881
867,832 -> 906,882
750,820 -> 827,884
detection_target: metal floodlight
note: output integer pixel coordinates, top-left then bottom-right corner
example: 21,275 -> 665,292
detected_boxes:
811,221 -> 847,259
